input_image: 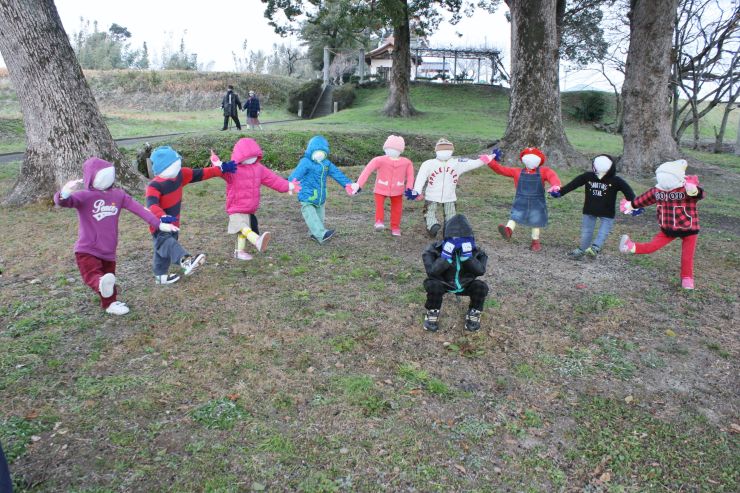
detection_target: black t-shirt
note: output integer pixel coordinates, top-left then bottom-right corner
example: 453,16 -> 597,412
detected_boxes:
559,171 -> 635,218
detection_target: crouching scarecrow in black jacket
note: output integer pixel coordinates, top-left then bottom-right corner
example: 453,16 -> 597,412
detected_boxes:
422,214 -> 489,332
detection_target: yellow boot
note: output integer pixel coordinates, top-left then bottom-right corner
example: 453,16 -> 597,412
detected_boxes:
234,234 -> 252,260
241,227 -> 271,253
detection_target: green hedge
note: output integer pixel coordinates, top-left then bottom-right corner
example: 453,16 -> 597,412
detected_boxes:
287,79 -> 323,116
145,130 -> 490,173
332,84 -> 356,111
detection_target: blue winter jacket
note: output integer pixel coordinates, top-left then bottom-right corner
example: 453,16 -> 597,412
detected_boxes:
288,135 -> 351,205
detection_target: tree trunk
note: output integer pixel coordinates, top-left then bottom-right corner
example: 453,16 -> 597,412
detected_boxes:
714,91 -> 739,154
500,0 -> 584,168
0,0 -> 143,206
383,0 -> 417,117
735,108 -> 740,156
621,0 -> 680,176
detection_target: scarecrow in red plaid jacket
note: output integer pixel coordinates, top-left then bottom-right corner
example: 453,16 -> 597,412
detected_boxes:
618,159 -> 704,290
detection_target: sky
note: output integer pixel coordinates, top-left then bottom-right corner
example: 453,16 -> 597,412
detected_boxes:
0,0 -> 616,92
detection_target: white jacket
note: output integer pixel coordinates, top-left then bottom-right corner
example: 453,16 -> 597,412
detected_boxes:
412,157 -> 486,203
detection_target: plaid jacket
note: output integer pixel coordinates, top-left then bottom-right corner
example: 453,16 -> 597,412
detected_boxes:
632,186 -> 705,237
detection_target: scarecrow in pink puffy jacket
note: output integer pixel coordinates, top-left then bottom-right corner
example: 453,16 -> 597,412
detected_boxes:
355,135 -> 415,236
211,138 -> 301,260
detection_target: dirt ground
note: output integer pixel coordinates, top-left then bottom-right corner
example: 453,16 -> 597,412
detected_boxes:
0,159 -> 737,492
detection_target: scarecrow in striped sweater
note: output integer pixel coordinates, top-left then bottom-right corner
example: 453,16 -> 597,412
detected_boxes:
146,145 -> 236,284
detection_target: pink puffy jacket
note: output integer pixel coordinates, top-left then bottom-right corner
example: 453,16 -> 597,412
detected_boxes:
357,155 -> 415,196
222,138 -> 290,214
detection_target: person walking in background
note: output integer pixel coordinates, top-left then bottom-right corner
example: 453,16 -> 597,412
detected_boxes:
244,90 -> 263,130
221,85 -> 242,130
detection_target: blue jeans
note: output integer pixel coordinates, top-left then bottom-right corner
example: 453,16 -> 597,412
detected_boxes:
580,215 -> 614,250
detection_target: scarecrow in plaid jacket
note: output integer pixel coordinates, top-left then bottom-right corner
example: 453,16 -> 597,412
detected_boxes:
619,159 -> 705,290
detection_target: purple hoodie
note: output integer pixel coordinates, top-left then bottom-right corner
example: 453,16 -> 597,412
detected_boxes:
54,157 -> 160,261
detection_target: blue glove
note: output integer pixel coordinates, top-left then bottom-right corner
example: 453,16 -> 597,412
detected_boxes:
441,240 -> 456,261
491,148 -> 503,162
404,188 -> 419,201
549,190 -> 561,198
160,215 -> 177,224
220,160 -> 237,174
631,207 -> 644,216
452,237 -> 475,259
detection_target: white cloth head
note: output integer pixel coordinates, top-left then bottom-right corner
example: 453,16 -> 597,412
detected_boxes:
241,157 -> 258,164
655,159 -> 687,191
522,154 -> 541,169
311,150 -> 327,163
435,150 -> 453,161
384,148 -> 401,158
92,166 -> 115,190
158,159 -> 182,179
593,155 -> 613,179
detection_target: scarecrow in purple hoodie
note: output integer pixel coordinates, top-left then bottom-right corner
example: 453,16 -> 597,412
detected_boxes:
54,157 -> 179,315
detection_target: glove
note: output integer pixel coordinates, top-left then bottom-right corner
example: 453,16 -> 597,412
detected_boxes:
441,240 -> 456,261
620,198 -> 634,215
289,179 -> 301,195
491,148 -> 503,162
685,175 -> 699,196
60,179 -> 83,199
631,207 -> 644,217
458,239 -> 474,259
158,223 -> 180,233
349,182 -> 361,195
405,188 -> 422,201
160,215 -> 178,224
345,183 -> 359,196
209,149 -> 221,167
547,186 -> 561,198
220,160 -> 237,174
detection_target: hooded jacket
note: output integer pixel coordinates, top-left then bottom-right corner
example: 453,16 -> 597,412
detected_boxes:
558,159 -> 635,218
357,155 -> 415,196
288,136 -> 351,205
222,138 -> 290,214
54,157 -> 160,261
422,215 -> 488,292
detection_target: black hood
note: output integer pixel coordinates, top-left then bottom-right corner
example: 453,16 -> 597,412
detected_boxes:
444,214 -> 474,238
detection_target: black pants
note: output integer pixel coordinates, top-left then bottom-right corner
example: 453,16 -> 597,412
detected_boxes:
223,114 -> 241,130
423,279 -> 488,310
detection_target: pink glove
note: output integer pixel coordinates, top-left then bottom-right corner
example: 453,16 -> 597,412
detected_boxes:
289,179 -> 301,195
547,185 -> 560,194
685,175 -> 700,195
620,198 -> 634,214
416,193 -> 424,201
479,154 -> 493,165
209,149 -> 221,167
345,183 -> 359,196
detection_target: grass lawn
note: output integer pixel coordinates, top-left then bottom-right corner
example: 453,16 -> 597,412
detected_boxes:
0,81 -> 738,492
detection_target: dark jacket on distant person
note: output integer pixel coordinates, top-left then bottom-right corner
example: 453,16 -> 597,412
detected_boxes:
222,90 -> 242,117
244,96 -> 261,118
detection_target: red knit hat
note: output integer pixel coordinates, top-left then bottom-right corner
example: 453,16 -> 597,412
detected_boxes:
520,147 -> 546,166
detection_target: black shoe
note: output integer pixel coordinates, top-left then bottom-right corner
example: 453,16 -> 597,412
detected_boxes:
424,309 -> 440,332
428,224 -> 441,238
221,128 -> 228,131
322,229 -> 335,242
464,308 -> 482,332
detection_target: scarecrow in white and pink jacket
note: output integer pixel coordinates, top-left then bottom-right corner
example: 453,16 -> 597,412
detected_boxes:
211,138 -> 301,260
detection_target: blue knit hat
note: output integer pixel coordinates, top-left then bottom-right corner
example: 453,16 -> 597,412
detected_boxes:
151,146 -> 182,176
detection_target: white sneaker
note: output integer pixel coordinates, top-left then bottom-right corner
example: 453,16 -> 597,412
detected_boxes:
98,273 -> 116,298
155,274 -> 180,285
181,254 -> 206,276
255,232 -> 271,253
105,301 -> 129,315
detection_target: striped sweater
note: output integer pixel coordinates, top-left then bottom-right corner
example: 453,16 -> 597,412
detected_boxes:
145,167 -> 222,232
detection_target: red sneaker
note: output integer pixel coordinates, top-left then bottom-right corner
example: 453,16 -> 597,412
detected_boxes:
498,224 -> 512,240
530,239 -> 541,252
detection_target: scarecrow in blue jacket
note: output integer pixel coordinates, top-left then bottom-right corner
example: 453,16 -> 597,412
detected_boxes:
422,214 -> 489,332
288,135 -> 359,243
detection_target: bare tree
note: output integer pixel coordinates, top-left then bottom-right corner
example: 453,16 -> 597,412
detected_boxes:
0,0 -> 142,206
328,52 -> 357,84
671,0 -> 740,148
712,56 -> 739,153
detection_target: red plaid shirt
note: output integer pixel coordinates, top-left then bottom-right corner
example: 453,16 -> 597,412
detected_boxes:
632,186 -> 704,237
